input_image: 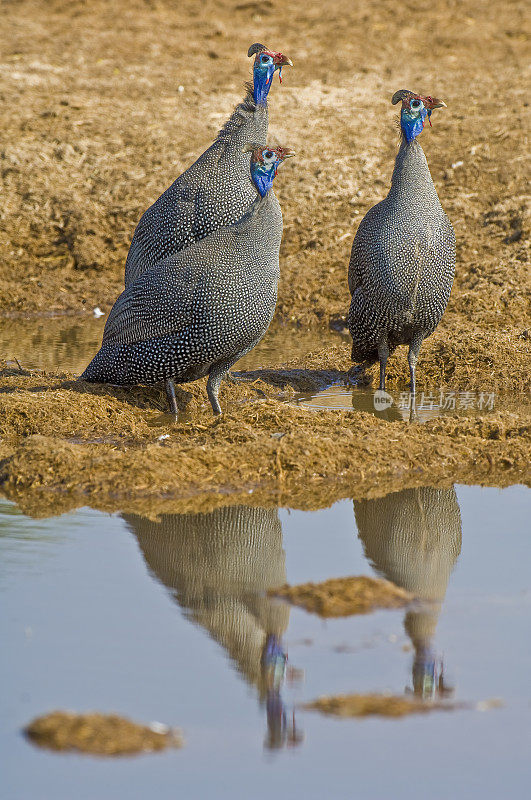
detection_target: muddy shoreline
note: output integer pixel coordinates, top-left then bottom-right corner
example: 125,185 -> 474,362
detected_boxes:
1,316 -> 529,519
1,355 -> 528,518
1,0 -> 529,517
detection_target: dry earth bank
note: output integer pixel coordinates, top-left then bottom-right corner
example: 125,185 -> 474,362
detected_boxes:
0,0 -> 529,515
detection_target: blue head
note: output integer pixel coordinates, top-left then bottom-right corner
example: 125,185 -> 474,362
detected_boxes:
248,43 -> 293,106
244,143 -> 295,197
392,89 -> 447,143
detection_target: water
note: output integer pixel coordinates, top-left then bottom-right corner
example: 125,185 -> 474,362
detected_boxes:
1,485 -> 530,799
2,316 -> 529,793
0,316 -> 339,376
292,385 -> 500,422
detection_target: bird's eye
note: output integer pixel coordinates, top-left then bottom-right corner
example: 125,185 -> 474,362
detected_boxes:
260,54 -> 272,63
264,150 -> 273,159
410,98 -> 422,110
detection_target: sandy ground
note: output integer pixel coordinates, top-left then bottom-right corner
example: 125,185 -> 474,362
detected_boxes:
1,0 -> 529,324
0,0 -> 529,514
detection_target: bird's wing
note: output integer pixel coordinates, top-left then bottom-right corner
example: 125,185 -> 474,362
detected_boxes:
347,203 -> 385,295
124,197 -> 196,285
347,237 -> 362,295
103,264 -> 197,346
104,226 -> 238,347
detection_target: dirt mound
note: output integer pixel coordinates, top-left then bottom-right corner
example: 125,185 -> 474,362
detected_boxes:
261,326 -> 530,395
303,694 -> 460,718
25,711 -> 183,756
271,576 -> 413,617
0,362 -> 528,517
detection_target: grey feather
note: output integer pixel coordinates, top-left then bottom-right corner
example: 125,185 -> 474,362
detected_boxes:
355,486 -> 462,695
123,506 -> 288,691
355,487 -> 462,600
82,190 -> 282,414
347,136 -> 455,391
124,88 -> 269,287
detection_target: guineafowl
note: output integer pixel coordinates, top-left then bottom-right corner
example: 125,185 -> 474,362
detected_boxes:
348,90 -> 455,402
123,506 -> 288,696
124,43 -> 292,287
355,486 -> 461,699
123,505 -> 299,748
81,145 -> 294,415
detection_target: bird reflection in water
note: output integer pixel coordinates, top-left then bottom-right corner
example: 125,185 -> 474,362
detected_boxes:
354,486 -> 462,701
122,506 -> 303,750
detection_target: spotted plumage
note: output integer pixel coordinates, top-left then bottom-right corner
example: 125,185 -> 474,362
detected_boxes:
81,146 -> 293,415
124,43 -> 292,287
355,487 -> 462,597
123,506 -> 288,691
348,90 -> 455,399
355,486 -> 461,699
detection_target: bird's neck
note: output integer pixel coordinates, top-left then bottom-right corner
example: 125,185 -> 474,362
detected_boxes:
251,167 -> 276,198
253,68 -> 274,106
389,137 -> 438,201
239,188 -> 281,238
248,187 -> 275,216
214,87 -> 268,150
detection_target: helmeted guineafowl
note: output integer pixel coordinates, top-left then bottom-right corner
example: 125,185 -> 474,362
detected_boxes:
355,486 -> 461,699
124,43 -> 292,287
81,144 -> 294,415
123,506 -> 288,695
123,505 -> 299,748
348,90 -> 455,403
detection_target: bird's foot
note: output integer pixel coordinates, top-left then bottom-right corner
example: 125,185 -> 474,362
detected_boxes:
165,380 -> 192,419
347,363 -> 372,387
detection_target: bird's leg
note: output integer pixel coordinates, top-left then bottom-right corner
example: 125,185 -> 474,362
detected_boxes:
208,351 -> 253,416
207,376 -> 223,415
165,379 -> 179,417
377,338 -> 390,391
408,332 -> 424,421
206,364 -> 228,416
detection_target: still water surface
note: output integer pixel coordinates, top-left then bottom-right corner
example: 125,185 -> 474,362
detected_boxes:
0,316 -> 339,376
1,485 -> 530,799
